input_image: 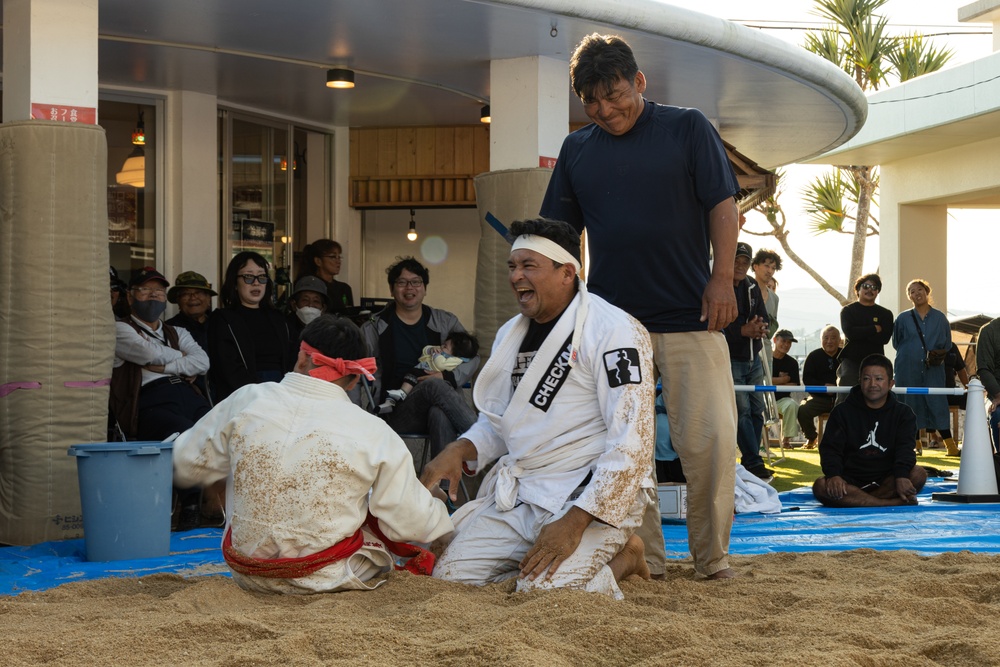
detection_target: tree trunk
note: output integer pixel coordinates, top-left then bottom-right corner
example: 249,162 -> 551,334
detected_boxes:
754,201 -> 849,306
846,165 -> 875,292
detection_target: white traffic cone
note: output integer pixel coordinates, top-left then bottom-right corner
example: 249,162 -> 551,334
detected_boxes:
934,378 -> 1000,502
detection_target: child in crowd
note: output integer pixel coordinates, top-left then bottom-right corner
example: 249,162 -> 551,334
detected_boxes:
379,331 -> 479,413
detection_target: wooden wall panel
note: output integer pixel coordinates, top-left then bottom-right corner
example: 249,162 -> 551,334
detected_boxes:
415,128 -> 436,175
377,129 -> 397,176
349,124 -> 491,208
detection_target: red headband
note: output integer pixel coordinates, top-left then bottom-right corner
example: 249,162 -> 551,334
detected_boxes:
300,341 -> 376,383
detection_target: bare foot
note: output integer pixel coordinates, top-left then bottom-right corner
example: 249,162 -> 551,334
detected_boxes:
706,567 -> 736,580
609,534 -> 651,582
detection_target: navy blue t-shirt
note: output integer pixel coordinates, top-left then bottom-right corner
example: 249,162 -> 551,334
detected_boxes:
540,100 -> 739,333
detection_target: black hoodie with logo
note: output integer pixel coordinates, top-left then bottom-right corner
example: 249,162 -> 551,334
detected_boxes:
819,385 -> 917,485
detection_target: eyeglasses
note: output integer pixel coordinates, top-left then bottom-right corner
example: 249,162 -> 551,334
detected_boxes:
177,290 -> 207,299
238,274 -> 269,285
322,254 -> 342,260
860,283 -> 880,291
132,286 -> 167,298
394,278 -> 424,288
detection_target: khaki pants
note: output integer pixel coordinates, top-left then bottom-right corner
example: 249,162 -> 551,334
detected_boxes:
643,330 -> 737,576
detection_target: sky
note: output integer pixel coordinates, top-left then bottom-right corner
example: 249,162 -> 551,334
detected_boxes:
666,0 -> 997,317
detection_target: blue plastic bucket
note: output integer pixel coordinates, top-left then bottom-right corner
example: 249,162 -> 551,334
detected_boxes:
67,442 -> 174,561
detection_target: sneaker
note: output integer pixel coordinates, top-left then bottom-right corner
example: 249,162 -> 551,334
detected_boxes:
378,398 -> 396,414
386,389 -> 407,402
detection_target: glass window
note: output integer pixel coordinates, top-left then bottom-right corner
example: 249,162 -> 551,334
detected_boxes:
102,99 -> 158,286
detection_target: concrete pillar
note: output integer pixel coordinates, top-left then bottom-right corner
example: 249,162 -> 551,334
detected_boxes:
897,204 -> 948,315
489,56 -> 569,170
165,91 -> 220,286
3,0 -> 99,122
331,126 -> 363,295
473,56 -> 570,357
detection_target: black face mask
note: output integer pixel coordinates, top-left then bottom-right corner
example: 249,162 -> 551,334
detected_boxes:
131,299 -> 166,322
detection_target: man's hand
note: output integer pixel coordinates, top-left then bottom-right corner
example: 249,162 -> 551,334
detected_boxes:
419,439 -> 477,502
824,475 -> 848,500
990,396 -> 1000,414
700,276 -> 737,331
519,506 -> 593,581
144,363 -> 165,373
416,372 -> 444,382
895,477 -> 918,504
739,315 -> 768,340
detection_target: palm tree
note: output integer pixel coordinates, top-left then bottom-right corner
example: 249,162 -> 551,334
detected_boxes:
751,0 -> 953,304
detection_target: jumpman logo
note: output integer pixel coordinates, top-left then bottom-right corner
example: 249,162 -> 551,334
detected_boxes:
858,421 -> 887,453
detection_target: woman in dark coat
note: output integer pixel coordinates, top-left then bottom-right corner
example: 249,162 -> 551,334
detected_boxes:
208,251 -> 293,401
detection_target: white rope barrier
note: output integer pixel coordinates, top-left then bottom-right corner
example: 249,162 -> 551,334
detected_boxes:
733,385 -> 967,395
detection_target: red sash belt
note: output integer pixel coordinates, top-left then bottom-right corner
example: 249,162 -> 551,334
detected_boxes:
222,513 -> 436,579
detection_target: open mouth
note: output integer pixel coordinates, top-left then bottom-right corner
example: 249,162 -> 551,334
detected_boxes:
515,287 -> 534,304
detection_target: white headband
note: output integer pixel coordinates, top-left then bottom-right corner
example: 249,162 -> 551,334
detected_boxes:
510,233 -> 587,368
510,235 -> 581,272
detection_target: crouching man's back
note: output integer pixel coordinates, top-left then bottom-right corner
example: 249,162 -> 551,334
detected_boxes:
173,315 -> 453,594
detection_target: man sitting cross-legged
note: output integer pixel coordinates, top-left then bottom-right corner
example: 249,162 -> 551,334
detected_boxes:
422,218 -> 655,600
813,354 -> 927,508
173,315 -> 453,594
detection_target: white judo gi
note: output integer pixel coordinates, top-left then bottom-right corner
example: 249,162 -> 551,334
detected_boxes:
173,372 -> 453,594
434,291 -> 655,599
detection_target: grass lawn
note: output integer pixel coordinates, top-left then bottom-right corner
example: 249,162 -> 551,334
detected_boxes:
762,445 -> 961,493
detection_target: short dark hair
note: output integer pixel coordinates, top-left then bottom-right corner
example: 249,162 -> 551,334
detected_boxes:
751,249 -> 783,271
445,331 -> 479,359
860,353 -> 893,378
386,256 -> 429,289
508,217 -> 581,264
854,273 -> 882,293
299,239 -> 343,278
220,251 -> 273,309
300,314 -> 366,361
569,33 -> 639,101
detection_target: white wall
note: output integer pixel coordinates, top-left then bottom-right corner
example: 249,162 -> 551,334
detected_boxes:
361,208 -> 481,329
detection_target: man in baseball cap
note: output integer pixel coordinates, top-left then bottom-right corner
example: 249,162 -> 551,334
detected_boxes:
772,329 -> 801,448
723,241 -> 773,480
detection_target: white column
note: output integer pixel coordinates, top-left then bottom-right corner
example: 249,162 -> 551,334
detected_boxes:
3,0 -> 99,122
164,91 -> 220,286
897,204 -> 948,315
331,126 -> 363,292
489,56 -> 569,170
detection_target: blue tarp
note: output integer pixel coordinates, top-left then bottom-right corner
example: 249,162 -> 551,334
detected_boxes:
3,479 -> 999,596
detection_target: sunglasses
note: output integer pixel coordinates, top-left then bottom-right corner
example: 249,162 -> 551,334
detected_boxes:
238,274 -> 269,285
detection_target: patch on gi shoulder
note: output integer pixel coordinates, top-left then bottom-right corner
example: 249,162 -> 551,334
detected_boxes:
603,348 -> 642,388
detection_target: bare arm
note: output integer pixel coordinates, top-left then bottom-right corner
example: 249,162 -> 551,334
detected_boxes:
702,197 -> 739,330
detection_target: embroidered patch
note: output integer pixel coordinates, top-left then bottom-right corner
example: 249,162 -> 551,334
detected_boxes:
604,348 -> 642,388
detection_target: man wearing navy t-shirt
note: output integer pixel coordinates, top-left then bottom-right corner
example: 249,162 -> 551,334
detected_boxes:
541,33 -> 741,580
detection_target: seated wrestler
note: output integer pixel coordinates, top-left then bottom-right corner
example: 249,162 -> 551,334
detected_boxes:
173,315 -> 453,594
812,354 -> 927,508
421,217 -> 654,600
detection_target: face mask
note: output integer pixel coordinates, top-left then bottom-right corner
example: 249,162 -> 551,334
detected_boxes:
296,306 -> 323,325
131,299 -> 167,322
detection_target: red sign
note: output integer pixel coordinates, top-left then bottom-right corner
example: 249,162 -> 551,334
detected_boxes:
539,156 -> 557,169
30,103 -> 97,124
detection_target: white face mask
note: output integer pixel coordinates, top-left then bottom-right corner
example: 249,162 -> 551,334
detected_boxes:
296,306 -> 323,325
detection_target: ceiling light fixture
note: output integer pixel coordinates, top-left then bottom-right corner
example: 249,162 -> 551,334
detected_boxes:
407,208 -> 418,242
326,68 -> 355,89
480,105 -> 491,124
